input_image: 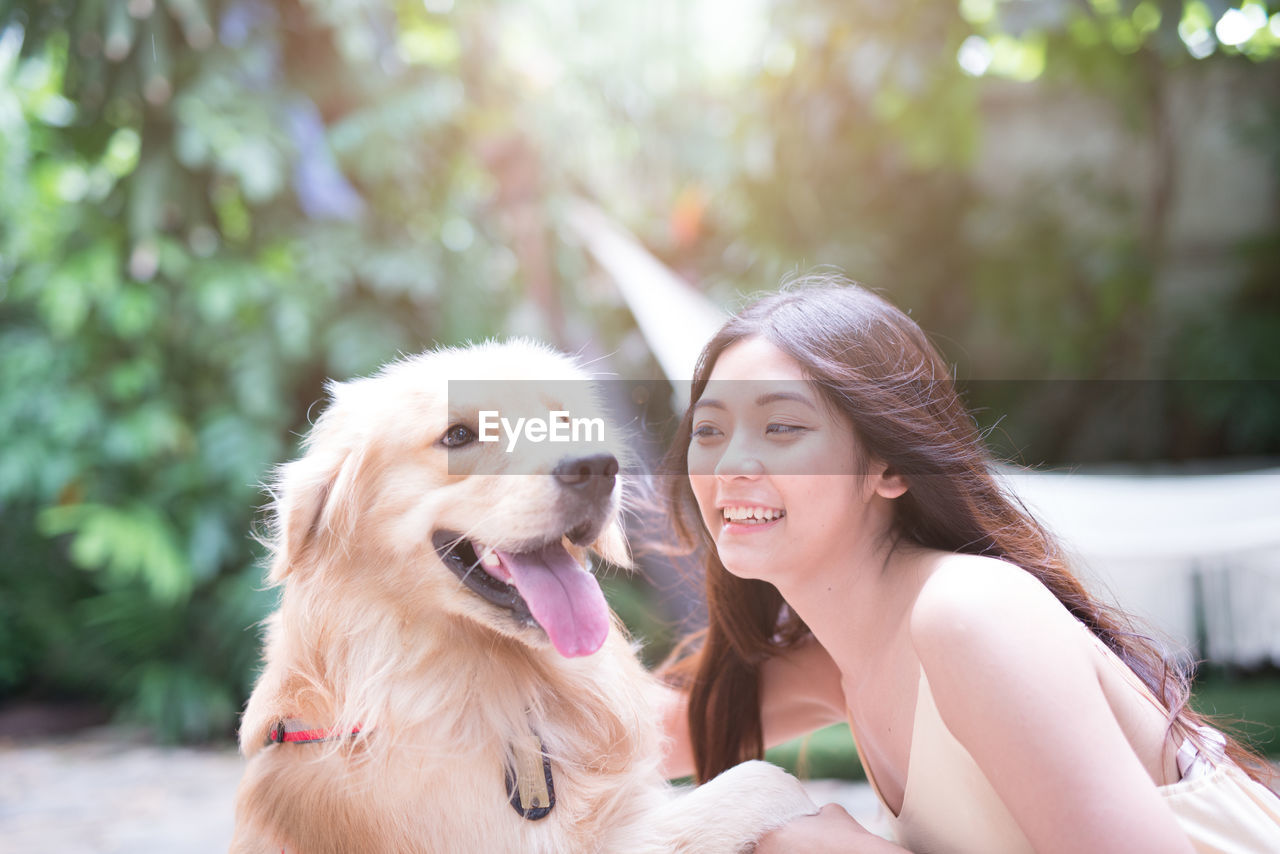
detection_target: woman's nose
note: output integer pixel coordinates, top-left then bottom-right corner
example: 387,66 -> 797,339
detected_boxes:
714,436 -> 765,479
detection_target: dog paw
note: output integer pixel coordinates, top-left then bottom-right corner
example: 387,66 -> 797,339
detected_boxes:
711,759 -> 819,827
658,760 -> 817,854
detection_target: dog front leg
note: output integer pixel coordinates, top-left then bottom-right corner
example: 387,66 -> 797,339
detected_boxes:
653,760 -> 818,854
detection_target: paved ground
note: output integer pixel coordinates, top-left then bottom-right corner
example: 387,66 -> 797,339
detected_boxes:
0,729 -> 245,854
0,727 -> 882,853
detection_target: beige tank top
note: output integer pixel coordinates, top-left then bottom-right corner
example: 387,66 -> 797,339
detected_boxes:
847,666 -> 1280,853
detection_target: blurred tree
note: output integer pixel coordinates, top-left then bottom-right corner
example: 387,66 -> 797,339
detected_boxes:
0,0 -> 590,740
589,0 -> 1280,465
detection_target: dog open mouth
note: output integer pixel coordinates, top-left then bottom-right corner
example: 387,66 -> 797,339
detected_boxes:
432,530 -> 610,658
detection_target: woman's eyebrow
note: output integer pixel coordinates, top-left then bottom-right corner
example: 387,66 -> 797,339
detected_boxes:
692,391 -> 817,412
755,391 -> 817,409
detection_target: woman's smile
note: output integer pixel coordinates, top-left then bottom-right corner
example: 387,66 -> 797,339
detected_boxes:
719,504 -> 787,532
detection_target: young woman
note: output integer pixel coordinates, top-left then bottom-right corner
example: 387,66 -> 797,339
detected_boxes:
658,279 -> 1280,853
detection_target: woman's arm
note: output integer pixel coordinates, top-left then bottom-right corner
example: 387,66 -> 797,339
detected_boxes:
659,635 -> 847,779
909,556 -> 1197,854
760,634 -> 849,746
657,682 -> 696,780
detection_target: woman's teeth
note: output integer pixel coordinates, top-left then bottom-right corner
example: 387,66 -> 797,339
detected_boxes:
722,506 -> 784,524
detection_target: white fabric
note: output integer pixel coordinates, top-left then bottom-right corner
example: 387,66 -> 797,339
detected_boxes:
1178,727 -> 1229,783
999,467 -> 1280,665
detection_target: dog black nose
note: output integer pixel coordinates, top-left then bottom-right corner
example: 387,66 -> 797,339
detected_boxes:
553,454 -> 619,497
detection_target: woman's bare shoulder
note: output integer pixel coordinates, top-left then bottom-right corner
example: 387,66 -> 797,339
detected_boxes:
902,555 -> 1198,854
908,552 -> 1081,666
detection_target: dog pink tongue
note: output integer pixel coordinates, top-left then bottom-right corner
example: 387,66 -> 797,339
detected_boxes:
496,541 -> 610,658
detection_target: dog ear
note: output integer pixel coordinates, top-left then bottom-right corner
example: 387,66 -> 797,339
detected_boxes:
591,516 -> 632,570
269,445 -> 364,581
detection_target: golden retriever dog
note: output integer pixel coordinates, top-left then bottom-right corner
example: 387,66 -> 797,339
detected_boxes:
230,340 -> 816,853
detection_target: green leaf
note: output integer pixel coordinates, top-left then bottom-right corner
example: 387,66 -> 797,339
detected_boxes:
38,503 -> 194,603
229,136 -> 284,204
38,269 -> 91,337
108,282 -> 160,338
126,662 -> 237,742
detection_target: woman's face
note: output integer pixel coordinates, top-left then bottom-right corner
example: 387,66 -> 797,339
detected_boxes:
686,336 -> 879,584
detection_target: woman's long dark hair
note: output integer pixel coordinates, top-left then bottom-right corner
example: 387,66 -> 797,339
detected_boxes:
660,276 -> 1270,785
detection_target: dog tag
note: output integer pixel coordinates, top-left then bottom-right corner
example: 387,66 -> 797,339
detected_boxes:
505,734 -> 555,821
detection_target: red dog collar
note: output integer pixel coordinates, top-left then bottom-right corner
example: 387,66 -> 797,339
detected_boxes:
266,718 -> 364,746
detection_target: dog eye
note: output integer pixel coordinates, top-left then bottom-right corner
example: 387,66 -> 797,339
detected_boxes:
440,424 -> 477,448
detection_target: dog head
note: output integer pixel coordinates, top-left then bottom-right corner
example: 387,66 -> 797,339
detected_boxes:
267,339 -> 630,658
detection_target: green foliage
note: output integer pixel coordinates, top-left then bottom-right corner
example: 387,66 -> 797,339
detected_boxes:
616,0 -> 1280,464
1193,671 -> 1280,757
39,503 -> 192,602
0,0 -> 556,740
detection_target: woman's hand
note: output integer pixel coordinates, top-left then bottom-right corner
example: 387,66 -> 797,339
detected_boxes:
755,803 -> 904,853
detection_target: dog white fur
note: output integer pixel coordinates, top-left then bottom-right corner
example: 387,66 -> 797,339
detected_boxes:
230,340 -> 815,853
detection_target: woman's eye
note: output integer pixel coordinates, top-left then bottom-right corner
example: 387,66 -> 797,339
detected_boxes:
692,424 -> 723,440
440,423 -> 476,448
766,423 -> 806,435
